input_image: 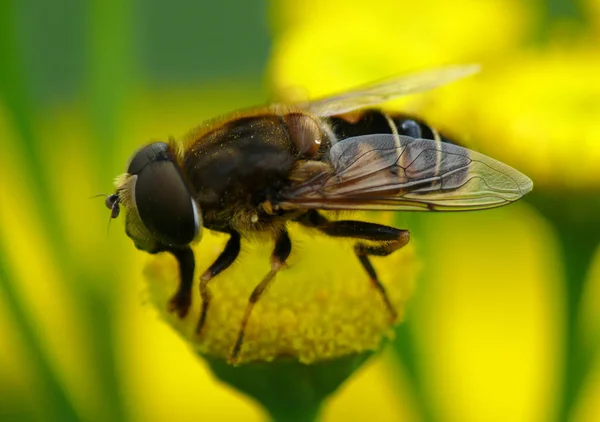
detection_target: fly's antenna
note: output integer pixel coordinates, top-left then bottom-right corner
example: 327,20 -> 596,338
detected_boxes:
91,193 -> 121,235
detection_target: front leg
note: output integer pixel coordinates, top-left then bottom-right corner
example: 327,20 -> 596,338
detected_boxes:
166,230 -> 241,329
167,246 -> 195,318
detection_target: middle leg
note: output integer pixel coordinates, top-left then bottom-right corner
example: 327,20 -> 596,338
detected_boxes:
196,230 -> 241,335
229,229 -> 292,364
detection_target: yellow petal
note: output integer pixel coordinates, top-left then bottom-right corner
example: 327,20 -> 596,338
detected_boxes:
425,44 -> 600,190
269,0 -> 530,99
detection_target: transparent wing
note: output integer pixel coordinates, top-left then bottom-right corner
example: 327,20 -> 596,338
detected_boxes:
279,134 -> 533,212
306,64 -> 480,117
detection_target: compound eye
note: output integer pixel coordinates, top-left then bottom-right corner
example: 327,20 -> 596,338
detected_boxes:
135,160 -> 200,246
127,142 -> 169,175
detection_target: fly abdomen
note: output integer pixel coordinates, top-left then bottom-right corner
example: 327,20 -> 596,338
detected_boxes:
327,109 -> 456,145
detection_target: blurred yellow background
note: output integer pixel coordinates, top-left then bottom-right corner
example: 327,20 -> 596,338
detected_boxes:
1,0 -> 599,421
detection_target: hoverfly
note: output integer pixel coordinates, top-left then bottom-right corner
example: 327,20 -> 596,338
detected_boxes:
107,65 -> 533,362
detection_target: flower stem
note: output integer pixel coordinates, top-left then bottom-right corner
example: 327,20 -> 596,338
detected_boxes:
533,0 -> 588,44
268,406 -> 321,422
203,353 -> 373,422
530,191 -> 600,422
393,322 -> 436,422
0,248 -> 80,421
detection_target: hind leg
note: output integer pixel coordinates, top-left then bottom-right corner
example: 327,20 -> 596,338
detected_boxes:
297,210 -> 409,321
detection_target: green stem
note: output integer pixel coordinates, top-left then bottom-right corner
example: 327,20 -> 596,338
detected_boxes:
0,4 -> 79,420
542,0 -> 585,22
269,406 -> 321,422
393,322 -> 436,422
204,353 -> 373,422
0,243 -> 80,421
532,0 -> 587,44
529,191 -> 600,422
0,2 -> 132,420
391,213 -> 437,422
87,0 -> 135,180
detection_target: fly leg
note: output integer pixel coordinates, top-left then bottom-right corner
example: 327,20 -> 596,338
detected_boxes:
196,230 -> 241,335
167,246 -> 195,318
229,230 -> 292,364
297,210 -> 409,322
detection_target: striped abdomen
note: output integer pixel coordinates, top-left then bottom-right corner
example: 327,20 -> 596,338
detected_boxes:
326,109 -> 455,145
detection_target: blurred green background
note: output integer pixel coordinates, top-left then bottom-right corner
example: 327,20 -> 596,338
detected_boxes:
1,0 -> 600,421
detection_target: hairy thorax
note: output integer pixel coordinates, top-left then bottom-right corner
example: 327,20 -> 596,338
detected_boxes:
182,114 -> 301,235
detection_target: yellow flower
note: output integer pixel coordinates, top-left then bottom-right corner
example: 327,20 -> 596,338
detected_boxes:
139,204 -> 417,419
143,213 -> 417,364
423,44 -> 600,191
269,0 -> 530,99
